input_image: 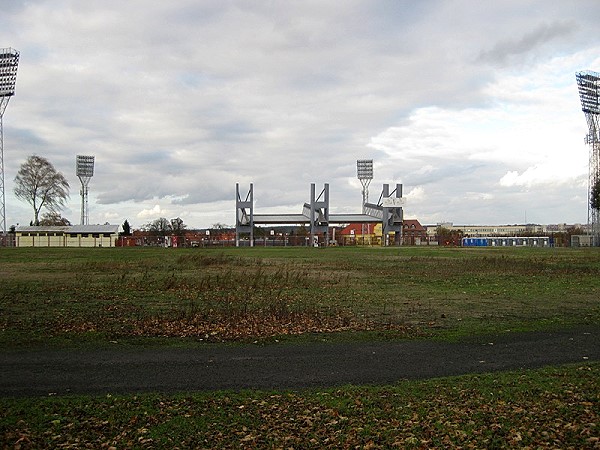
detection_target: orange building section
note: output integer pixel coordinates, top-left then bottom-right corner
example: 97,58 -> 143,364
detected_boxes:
339,220 -> 427,246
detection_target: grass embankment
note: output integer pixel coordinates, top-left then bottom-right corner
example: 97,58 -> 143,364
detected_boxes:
1,363 -> 598,448
1,246 -> 599,347
1,247 -> 599,448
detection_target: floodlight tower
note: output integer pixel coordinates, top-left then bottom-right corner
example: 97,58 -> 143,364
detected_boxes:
576,71 -> 600,245
76,155 -> 95,225
0,47 -> 19,235
357,159 -> 373,213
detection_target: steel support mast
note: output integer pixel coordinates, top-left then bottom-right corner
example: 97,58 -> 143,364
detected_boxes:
357,159 -> 373,214
0,48 -> 19,235
576,71 -> 600,245
76,155 -> 95,225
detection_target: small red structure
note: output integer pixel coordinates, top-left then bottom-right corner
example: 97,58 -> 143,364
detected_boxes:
401,220 -> 427,245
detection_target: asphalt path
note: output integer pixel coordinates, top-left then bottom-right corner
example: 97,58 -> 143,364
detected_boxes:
1,327 -> 598,397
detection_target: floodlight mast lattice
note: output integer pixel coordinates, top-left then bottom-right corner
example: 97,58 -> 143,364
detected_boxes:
576,71 -> 600,245
357,159 -> 373,214
0,47 -> 19,235
76,155 -> 95,225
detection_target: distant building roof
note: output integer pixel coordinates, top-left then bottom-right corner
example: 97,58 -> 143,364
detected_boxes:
402,219 -> 425,231
16,225 -> 119,234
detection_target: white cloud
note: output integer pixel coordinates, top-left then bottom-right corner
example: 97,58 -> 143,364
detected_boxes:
499,164 -> 588,188
465,192 -> 494,201
137,205 -> 164,220
405,186 -> 425,202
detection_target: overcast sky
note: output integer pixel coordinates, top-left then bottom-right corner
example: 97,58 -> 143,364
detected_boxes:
2,0 -> 600,229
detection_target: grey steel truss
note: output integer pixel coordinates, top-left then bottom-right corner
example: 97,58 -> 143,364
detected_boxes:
235,183 -> 254,246
309,183 -> 329,244
381,183 -> 404,245
235,182 -> 404,246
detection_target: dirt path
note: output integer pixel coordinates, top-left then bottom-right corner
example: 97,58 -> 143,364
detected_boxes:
1,327 -> 598,397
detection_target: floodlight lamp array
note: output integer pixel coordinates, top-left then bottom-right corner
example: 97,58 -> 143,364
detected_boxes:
357,159 -> 373,180
576,70 -> 600,115
0,48 -> 19,98
76,155 -> 95,177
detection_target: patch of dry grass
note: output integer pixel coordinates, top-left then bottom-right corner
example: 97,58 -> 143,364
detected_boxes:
1,247 -> 599,346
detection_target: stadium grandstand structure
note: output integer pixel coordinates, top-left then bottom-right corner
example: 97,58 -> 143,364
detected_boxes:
462,236 -> 551,248
235,182 -> 404,247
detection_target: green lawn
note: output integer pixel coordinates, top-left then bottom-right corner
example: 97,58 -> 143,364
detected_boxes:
1,246 -> 599,348
1,246 -> 599,448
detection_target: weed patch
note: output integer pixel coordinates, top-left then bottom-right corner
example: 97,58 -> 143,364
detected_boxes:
1,247 -> 599,347
1,363 -> 597,448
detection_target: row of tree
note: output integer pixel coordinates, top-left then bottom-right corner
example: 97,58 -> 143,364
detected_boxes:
141,217 -> 187,236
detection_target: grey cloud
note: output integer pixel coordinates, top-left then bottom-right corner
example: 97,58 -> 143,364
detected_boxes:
1,1 -> 595,228
477,21 -> 577,65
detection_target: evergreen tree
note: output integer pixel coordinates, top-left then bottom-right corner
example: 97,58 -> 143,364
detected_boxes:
122,219 -> 132,236
591,179 -> 600,211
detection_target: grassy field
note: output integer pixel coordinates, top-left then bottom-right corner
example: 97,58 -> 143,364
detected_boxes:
1,246 -> 599,448
1,246 -> 599,347
1,363 -> 598,448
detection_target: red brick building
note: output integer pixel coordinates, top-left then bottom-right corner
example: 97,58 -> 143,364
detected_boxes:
401,220 -> 427,245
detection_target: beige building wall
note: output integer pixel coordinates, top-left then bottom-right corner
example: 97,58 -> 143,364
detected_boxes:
15,228 -> 118,248
65,234 -> 117,247
427,224 -> 543,237
15,233 -> 65,247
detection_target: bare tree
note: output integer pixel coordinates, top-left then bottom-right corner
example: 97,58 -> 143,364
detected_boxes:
38,212 -> 71,226
170,217 -> 186,236
13,155 -> 70,225
145,217 -> 171,236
